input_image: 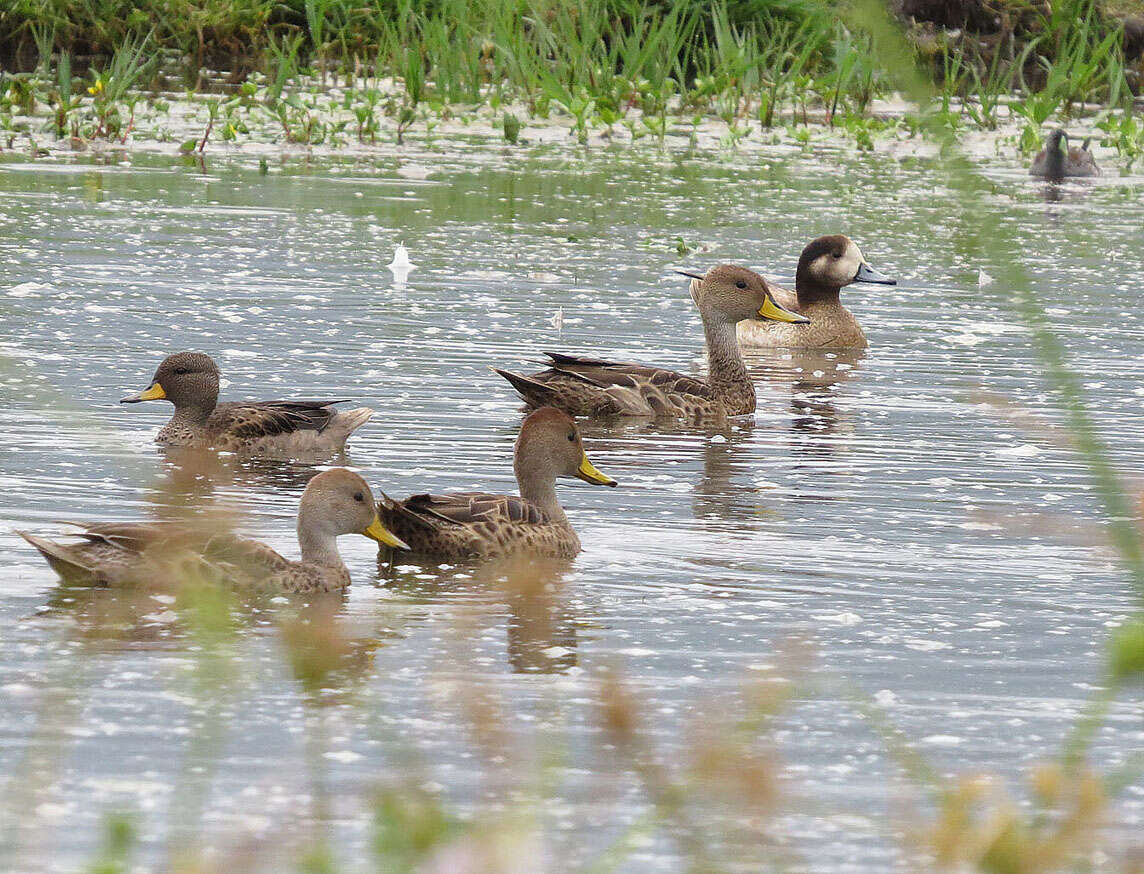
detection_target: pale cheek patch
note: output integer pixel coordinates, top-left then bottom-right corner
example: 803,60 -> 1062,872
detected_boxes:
838,245 -> 863,282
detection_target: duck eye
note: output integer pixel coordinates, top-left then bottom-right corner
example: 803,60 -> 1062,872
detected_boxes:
735,280 -> 747,289
832,252 -> 842,259
353,492 -> 364,502
174,368 -> 189,375
567,432 -> 576,442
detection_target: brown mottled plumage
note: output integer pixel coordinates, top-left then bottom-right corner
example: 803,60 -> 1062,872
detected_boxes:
377,407 -> 617,560
736,235 -> 895,350
19,469 -> 408,594
121,352 -> 373,455
1030,129 -> 1099,180
494,266 -> 808,423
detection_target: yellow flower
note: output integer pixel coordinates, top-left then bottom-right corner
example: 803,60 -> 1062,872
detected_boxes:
87,78 -> 104,96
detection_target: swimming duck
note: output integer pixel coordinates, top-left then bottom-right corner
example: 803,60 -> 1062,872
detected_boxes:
735,235 -> 895,350
18,468 -> 409,593
121,352 -> 373,455
377,407 -> 616,560
1030,129 -> 1099,179
494,266 -> 808,421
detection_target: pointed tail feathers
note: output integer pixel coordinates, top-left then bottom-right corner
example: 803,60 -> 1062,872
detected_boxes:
492,368 -> 554,407
17,530 -> 99,582
327,407 -> 373,443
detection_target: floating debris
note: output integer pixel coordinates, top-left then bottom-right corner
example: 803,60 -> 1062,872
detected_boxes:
388,242 -> 415,273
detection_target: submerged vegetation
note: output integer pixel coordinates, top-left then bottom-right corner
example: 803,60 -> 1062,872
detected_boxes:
0,0 -> 1141,157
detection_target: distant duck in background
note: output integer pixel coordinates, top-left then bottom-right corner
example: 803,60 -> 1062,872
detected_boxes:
734,235 -> 895,350
1030,129 -> 1099,180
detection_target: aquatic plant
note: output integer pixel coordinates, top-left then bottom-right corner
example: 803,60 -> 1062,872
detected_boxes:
502,109 -> 520,144
1096,108 -> 1144,167
82,31 -> 155,140
0,0 -> 1137,154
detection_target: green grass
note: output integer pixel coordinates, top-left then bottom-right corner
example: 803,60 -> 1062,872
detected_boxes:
0,0 -> 1139,154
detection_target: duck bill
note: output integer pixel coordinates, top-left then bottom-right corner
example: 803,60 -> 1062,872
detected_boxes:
576,453 -> 617,487
854,263 -> 896,285
757,295 -> 810,324
120,382 -> 166,403
362,516 -> 410,550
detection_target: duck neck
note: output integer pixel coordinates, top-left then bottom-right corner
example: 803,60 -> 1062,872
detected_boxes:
170,403 -> 214,427
795,270 -> 843,307
515,463 -> 566,522
296,512 -> 347,569
1043,133 -> 1066,177
701,310 -> 755,415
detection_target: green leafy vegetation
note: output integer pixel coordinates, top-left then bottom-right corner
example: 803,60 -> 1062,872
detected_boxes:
0,0 -> 1139,156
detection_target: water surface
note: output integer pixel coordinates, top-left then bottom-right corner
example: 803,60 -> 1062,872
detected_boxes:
2,138 -> 1143,871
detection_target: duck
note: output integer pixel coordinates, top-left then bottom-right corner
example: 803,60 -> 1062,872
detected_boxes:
735,235 -> 895,350
121,352 -> 373,455
1030,129 -> 1099,179
376,407 -> 617,560
493,266 -> 808,421
18,468 -> 409,593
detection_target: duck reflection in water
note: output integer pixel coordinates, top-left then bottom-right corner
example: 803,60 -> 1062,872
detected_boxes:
383,555 -> 582,674
506,577 -> 580,674
691,420 -> 784,523
148,445 -> 349,523
746,347 -> 865,464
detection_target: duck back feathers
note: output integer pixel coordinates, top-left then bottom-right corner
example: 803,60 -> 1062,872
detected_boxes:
378,490 -> 577,559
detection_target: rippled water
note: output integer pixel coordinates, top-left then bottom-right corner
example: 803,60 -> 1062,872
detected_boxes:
2,139 -> 1144,872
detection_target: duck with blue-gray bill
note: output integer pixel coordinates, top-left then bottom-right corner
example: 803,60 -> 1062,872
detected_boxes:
734,234 -> 895,350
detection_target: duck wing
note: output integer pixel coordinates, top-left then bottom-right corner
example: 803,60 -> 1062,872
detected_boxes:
495,353 -> 714,418
378,491 -> 550,557
1067,145 -> 1100,176
384,492 -> 547,527
20,521 -> 289,587
211,400 -> 352,439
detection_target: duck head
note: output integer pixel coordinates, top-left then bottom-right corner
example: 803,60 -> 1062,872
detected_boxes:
796,235 -> 895,295
514,407 -> 617,488
1046,128 -> 1069,155
298,468 -> 408,550
121,351 -> 221,411
677,264 -> 809,324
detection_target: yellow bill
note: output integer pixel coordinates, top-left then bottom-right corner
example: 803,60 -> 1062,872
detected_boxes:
361,515 -> 410,550
575,453 -> 617,487
758,295 -> 811,324
120,382 -> 167,404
